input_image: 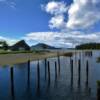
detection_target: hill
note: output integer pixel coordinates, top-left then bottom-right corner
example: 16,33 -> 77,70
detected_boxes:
31,43 -> 60,50
76,43 -> 100,49
11,40 -> 30,51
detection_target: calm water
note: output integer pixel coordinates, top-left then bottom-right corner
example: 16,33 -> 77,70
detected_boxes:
0,51 -> 100,100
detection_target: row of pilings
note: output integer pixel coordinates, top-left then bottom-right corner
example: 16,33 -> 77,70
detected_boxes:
9,51 -> 92,100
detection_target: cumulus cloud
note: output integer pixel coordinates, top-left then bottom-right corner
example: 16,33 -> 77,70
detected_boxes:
41,1 -> 68,30
42,0 -> 100,30
67,0 -> 100,29
42,1 -> 68,15
49,15 -> 66,29
23,32 -> 100,48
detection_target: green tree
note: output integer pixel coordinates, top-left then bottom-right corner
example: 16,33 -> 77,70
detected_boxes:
0,41 -> 8,50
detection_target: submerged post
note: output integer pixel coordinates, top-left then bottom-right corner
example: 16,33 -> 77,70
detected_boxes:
78,59 -> 81,87
10,67 -> 15,100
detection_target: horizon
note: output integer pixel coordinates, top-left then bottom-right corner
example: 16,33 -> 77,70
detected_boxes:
0,0 -> 100,48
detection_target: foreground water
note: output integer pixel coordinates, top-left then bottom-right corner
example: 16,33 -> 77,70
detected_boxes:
0,50 -> 100,100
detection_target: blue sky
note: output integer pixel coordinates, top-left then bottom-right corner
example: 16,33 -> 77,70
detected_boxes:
0,0 -> 100,48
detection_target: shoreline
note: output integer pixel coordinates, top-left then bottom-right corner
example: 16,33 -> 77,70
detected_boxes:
0,50 -> 94,66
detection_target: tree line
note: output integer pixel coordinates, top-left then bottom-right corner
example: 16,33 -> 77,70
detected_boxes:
76,43 -> 100,49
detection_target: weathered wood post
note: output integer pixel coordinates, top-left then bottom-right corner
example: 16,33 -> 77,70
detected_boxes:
46,61 -> 51,92
44,59 -> 47,80
47,61 -> 50,83
54,61 -> 58,88
55,61 -> 57,80
27,60 -> 30,90
36,60 -> 40,96
86,60 -> 89,85
57,52 -> 60,75
70,59 -> 73,90
78,59 -> 81,87
70,59 -> 73,79
10,67 -> 15,100
97,81 -> 100,100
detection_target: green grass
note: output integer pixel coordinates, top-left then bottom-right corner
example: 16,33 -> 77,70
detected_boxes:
0,49 -> 51,55
0,50 -> 33,54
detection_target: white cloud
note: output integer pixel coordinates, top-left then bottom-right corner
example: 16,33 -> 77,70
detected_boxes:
41,1 -> 68,30
49,15 -> 66,29
66,0 -> 100,29
24,31 -> 100,48
0,31 -> 100,48
0,36 -> 18,46
42,0 -> 100,30
42,1 -> 68,15
0,0 -> 16,9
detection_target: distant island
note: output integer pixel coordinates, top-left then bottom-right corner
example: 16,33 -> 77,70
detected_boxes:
76,43 -> 100,50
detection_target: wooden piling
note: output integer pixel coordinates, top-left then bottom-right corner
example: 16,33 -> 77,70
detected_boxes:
36,60 -> 40,96
57,52 -> 60,75
27,60 -> 30,89
44,59 -> 47,80
70,59 -> 73,79
55,61 -> 57,80
10,67 -> 15,100
78,59 -> 81,87
86,60 -> 89,85
70,59 -> 73,90
47,61 -> 50,83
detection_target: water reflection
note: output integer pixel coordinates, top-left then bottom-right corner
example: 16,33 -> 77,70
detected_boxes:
0,51 -> 99,100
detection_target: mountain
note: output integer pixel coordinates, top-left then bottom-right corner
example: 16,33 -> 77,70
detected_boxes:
31,43 -> 59,50
11,40 -> 30,51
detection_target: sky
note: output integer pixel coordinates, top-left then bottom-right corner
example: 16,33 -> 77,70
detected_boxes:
0,0 -> 100,48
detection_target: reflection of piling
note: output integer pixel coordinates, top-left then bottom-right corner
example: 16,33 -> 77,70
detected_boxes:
78,59 -> 81,87
36,60 -> 40,96
86,60 -> 89,85
27,60 -> 30,89
10,67 -> 15,100
47,61 -> 50,83
55,61 -> 57,80
44,59 -> 47,80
